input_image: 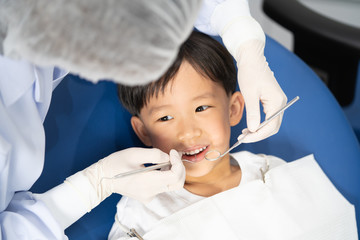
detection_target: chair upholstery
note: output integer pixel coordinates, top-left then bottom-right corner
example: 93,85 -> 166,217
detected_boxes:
31,36 -> 360,239
343,62 -> 360,141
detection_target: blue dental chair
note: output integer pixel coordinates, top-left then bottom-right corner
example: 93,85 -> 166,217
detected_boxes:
31,36 -> 360,239
343,62 -> 360,142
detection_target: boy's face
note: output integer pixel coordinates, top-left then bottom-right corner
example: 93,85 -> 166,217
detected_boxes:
131,61 -> 244,178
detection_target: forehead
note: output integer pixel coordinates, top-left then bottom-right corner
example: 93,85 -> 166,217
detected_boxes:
142,61 -> 228,111
168,61 -> 222,95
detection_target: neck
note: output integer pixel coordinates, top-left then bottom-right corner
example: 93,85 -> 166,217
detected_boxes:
184,156 -> 241,197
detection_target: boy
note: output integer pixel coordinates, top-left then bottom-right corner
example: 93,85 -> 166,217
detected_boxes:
109,32 -> 357,239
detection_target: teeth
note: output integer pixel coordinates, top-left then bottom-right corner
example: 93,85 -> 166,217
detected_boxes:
183,147 -> 207,156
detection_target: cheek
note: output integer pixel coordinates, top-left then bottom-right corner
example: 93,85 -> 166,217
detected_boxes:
206,113 -> 231,144
148,129 -> 176,153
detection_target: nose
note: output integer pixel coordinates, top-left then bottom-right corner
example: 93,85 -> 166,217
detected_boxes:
177,120 -> 202,142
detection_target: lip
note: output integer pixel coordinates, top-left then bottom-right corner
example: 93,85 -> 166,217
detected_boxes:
181,146 -> 209,163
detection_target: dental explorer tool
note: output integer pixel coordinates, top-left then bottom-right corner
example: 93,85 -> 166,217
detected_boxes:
101,159 -> 193,182
106,162 -> 171,180
205,96 -> 300,161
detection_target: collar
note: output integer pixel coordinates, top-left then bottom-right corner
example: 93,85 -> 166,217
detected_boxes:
0,55 -> 67,107
0,55 -> 36,107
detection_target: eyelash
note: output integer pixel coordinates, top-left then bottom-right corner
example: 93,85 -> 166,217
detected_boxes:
196,105 -> 209,112
158,116 -> 173,122
158,106 -> 210,122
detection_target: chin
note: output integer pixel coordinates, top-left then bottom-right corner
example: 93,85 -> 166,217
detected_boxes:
185,168 -> 212,178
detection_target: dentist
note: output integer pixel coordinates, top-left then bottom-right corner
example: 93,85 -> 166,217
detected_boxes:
0,0 -> 286,238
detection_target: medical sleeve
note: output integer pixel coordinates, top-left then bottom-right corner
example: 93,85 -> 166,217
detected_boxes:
195,0 -> 265,54
0,192 -> 67,240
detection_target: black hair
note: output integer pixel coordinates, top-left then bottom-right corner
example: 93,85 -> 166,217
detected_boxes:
118,31 -> 237,116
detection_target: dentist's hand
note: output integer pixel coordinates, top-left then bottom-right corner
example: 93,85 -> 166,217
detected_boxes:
235,40 -> 287,143
197,0 -> 287,143
67,148 -> 185,207
36,148 -> 185,230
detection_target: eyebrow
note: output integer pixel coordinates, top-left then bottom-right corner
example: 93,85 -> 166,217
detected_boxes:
192,92 -> 216,101
148,104 -> 172,115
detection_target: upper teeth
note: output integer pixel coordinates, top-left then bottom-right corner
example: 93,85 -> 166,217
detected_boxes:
183,147 -> 207,156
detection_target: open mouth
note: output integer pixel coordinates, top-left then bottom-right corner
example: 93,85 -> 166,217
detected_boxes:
181,146 -> 208,163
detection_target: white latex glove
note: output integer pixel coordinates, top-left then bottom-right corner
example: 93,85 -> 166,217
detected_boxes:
36,148 -> 185,229
84,148 -> 185,203
235,40 -> 287,143
202,0 -> 287,143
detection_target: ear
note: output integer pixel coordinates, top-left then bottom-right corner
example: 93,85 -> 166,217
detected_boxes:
229,91 -> 244,127
130,116 -> 152,146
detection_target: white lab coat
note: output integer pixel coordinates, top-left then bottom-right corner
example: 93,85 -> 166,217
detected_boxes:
0,55 -> 67,239
0,0 -> 254,238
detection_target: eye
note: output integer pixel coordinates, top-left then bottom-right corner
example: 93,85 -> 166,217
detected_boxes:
195,105 -> 209,112
158,115 -> 174,122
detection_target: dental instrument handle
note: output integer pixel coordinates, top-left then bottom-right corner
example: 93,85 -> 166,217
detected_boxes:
222,96 -> 300,157
112,162 -> 171,179
252,96 -> 300,133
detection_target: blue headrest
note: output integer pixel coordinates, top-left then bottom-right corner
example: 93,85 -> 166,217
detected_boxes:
31,36 -> 360,239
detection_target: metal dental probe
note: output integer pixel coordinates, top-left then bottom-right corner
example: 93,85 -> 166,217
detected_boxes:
205,96 -> 300,161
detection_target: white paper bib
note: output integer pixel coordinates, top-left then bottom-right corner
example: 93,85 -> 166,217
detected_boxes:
141,155 -> 357,240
